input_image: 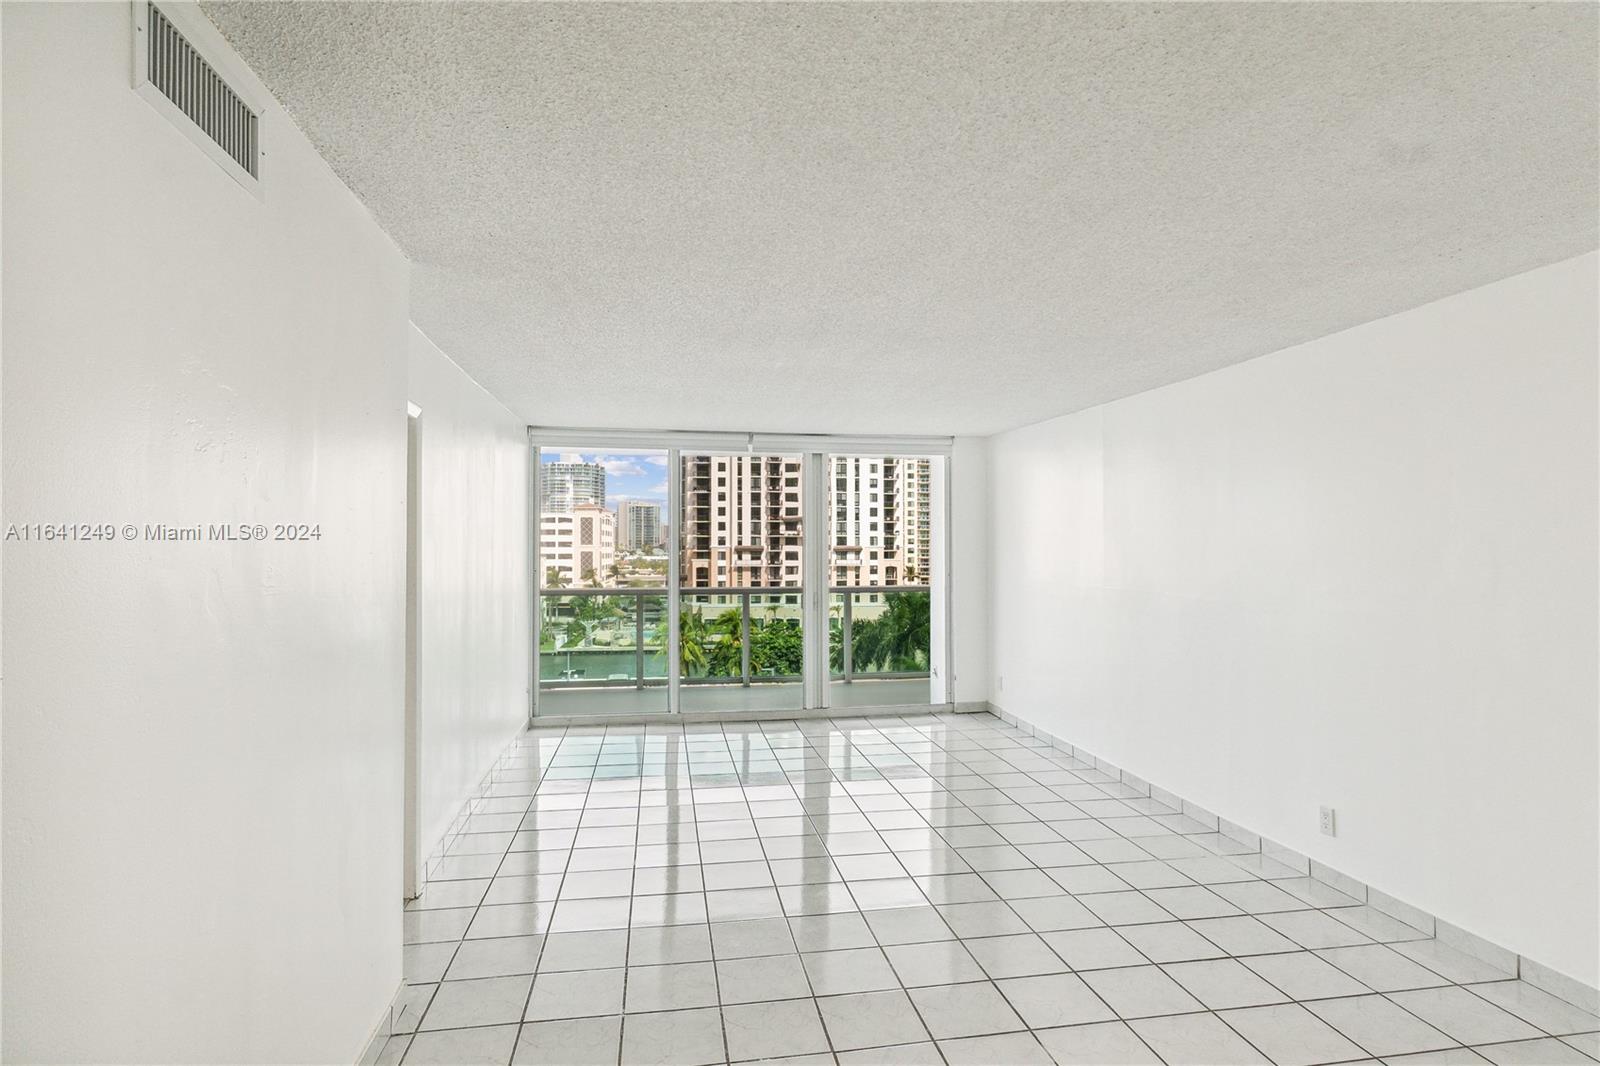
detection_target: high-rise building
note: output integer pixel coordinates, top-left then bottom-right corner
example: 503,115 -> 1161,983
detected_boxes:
681,455 -> 803,588
828,456 -> 928,588
541,458 -> 606,513
678,455 -> 932,591
903,458 -> 932,584
618,499 -> 662,552
541,503 -> 616,586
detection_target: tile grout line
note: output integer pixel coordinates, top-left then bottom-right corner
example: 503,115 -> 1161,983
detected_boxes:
988,705 -> 1599,1016
392,712 -> 1597,1066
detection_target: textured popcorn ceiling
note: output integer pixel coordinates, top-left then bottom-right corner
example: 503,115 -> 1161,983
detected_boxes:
204,2 -> 1597,436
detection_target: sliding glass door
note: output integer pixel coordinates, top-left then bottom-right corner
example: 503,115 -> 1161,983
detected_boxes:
531,434 -> 946,719
827,455 -> 935,709
678,453 -> 805,713
535,447 -> 669,716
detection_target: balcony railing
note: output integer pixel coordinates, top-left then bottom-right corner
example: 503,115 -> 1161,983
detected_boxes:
538,589 -> 666,689
680,589 -> 803,686
830,585 -> 931,682
537,584 -> 933,691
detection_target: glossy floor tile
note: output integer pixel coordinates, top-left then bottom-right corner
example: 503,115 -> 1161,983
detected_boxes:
375,713 -> 1599,1065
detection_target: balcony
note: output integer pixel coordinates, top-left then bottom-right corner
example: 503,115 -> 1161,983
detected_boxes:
538,589 -> 669,715
828,585 -> 932,699
536,584 -> 932,716
826,584 -> 933,708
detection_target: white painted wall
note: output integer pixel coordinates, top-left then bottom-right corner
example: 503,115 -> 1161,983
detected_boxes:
407,326 -> 531,859
1,4 -> 411,1061
988,252 -> 1599,986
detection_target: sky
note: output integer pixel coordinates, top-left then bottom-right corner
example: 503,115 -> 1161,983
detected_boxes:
541,451 -> 668,510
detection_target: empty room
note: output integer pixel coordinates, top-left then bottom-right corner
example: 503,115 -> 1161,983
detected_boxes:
2,2 -> 1596,1065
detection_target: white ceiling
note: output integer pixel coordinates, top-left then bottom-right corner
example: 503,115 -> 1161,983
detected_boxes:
203,2 -> 1597,436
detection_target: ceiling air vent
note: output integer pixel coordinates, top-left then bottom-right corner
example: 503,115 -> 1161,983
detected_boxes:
131,1 -> 263,196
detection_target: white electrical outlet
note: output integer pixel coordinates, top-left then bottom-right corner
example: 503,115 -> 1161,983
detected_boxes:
1319,806 -> 1337,837
997,675 -> 1004,692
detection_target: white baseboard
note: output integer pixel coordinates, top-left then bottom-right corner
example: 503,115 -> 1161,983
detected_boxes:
355,980 -> 405,1065
364,729 -> 527,1062
986,702 -> 1600,1013
416,725 -> 529,894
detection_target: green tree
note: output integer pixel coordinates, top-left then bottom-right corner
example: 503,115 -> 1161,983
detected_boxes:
679,605 -> 742,677
852,590 -> 930,672
679,607 -> 709,675
554,595 -> 629,652
706,608 -> 743,676
751,617 -> 802,676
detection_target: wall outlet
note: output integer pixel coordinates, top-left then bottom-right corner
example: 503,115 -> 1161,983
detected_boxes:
1319,806 -> 1337,837
996,675 -> 1004,692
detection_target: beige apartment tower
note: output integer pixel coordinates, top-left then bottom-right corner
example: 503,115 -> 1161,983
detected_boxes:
827,456 -> 931,589
677,454 -> 931,592
541,502 -> 617,587
680,455 -> 803,588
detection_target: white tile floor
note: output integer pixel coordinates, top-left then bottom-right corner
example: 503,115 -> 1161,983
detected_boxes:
382,713 -> 1598,1066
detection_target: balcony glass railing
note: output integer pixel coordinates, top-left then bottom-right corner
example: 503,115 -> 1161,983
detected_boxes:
538,590 -> 668,688
679,590 -> 804,685
535,584 -> 933,715
828,586 -> 932,681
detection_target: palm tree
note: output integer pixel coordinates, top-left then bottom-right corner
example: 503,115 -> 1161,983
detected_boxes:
572,595 -> 605,627
584,594 -> 632,644
853,590 -> 930,672
706,608 -> 743,677
679,607 -> 709,675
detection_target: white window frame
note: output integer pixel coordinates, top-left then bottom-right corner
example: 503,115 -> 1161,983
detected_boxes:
528,428 -> 955,723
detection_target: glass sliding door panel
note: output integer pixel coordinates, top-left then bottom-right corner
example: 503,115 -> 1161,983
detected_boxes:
827,454 -> 935,709
678,453 -> 805,713
536,447 -> 669,716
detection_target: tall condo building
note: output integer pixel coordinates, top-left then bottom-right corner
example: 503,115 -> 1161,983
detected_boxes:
905,458 -> 932,585
676,455 -> 932,592
618,499 -> 662,551
828,456 -> 930,588
681,455 -> 803,589
541,458 -> 606,513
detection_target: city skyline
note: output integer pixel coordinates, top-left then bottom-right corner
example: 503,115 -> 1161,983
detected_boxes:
538,453 -> 668,588
540,451 -> 668,513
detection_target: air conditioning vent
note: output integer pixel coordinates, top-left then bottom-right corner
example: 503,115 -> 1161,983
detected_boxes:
132,1 -> 262,194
